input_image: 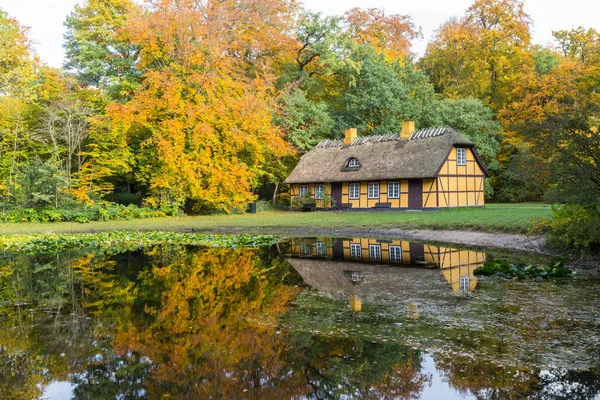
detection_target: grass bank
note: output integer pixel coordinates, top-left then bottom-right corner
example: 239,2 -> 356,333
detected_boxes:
0,203 -> 551,235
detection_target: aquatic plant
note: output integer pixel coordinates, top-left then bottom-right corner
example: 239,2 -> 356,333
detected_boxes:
0,232 -> 279,255
473,259 -> 573,279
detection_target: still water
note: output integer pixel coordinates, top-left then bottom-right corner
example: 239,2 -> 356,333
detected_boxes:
0,236 -> 598,399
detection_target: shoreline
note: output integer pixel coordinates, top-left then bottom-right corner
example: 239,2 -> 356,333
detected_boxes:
186,226 -> 548,254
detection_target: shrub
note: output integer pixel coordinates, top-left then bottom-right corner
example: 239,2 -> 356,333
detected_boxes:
545,202 -> 600,255
255,199 -> 273,212
0,202 -> 182,224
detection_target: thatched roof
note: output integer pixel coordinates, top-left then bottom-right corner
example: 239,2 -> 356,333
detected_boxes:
286,258 -> 448,302
285,126 -> 480,184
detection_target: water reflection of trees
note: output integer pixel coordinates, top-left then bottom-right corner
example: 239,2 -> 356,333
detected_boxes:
0,247 -> 599,399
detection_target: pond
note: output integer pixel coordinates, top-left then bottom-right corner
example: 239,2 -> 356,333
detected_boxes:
0,235 -> 598,399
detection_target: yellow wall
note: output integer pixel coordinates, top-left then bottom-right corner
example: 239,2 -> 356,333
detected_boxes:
436,147 -> 485,208
290,183 -> 333,208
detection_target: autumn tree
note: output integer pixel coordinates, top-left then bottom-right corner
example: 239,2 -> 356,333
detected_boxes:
421,0 -> 533,110
344,7 -> 421,60
108,0 -> 297,212
0,10 -> 38,197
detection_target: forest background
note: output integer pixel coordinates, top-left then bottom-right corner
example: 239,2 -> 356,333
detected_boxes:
0,0 -> 598,252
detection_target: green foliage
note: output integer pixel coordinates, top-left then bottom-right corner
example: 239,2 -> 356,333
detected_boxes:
474,259 -> 573,279
545,203 -> 600,254
5,160 -> 68,208
434,98 -> 502,170
331,49 -> 438,136
532,45 -> 560,75
274,87 -> 334,153
290,193 -> 315,211
63,0 -> 141,99
254,199 -> 274,212
0,203 -> 179,223
0,232 -> 279,255
494,146 -> 550,202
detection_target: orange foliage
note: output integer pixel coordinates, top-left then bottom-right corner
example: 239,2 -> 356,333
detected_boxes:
113,248 -> 306,397
344,7 -> 421,60
109,0 -> 297,211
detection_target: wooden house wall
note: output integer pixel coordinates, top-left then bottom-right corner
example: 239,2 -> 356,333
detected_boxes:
436,147 -> 485,207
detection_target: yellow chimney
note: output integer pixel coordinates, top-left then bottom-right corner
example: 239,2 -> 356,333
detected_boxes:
349,294 -> 362,312
344,128 -> 358,145
401,121 -> 415,139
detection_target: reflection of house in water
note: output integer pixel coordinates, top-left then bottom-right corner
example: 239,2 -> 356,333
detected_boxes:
289,237 -> 486,296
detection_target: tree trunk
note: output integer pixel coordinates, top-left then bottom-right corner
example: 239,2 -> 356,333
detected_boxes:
272,180 -> 280,206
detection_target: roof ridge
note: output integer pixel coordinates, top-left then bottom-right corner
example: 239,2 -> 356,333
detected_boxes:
409,125 -> 454,140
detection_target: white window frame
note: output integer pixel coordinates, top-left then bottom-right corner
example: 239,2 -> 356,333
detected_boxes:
300,243 -> 311,256
350,243 -> 362,259
349,183 -> 360,200
389,245 -> 402,262
456,148 -> 467,166
369,244 -> 382,261
347,158 -> 360,168
315,242 -> 327,256
367,182 -> 379,199
299,185 -> 309,197
459,276 -> 470,294
314,185 -> 325,200
388,181 -> 400,199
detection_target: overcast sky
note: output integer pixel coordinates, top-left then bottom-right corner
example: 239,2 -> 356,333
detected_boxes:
2,0 -> 598,68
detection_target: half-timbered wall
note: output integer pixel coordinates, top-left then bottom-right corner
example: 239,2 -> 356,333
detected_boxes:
289,183 -> 333,208
435,147 -> 485,207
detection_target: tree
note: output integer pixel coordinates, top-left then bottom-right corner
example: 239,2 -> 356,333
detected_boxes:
0,10 -> 39,198
63,0 -> 141,100
344,7 -> 421,60
330,47 -> 438,136
421,0 -> 533,110
274,87 -> 334,153
108,0 -> 296,212
553,27 -> 600,65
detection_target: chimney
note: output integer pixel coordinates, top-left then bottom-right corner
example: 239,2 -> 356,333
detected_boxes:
401,121 -> 415,139
344,128 -> 358,145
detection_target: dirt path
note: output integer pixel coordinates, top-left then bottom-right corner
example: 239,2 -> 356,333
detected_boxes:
198,226 -> 547,254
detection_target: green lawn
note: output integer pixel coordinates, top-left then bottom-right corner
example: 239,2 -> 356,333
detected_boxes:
0,203 -> 551,235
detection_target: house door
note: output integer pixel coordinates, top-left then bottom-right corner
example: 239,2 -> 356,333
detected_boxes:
331,183 -> 342,207
408,179 -> 423,208
409,242 -> 425,264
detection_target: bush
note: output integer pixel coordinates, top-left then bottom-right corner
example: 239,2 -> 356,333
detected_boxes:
545,202 -> 600,255
255,199 -> 273,212
0,203 -> 182,224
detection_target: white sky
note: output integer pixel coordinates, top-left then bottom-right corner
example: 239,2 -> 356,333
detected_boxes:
1,0 -> 598,68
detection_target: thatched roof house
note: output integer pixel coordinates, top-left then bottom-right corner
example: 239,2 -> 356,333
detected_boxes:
285,123 -> 489,210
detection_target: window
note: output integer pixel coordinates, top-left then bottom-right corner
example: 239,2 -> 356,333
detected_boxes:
456,148 -> 466,166
315,185 -> 325,199
389,245 -> 402,262
350,243 -> 362,259
349,183 -> 360,200
300,243 -> 311,256
459,276 -> 470,294
299,185 -> 309,197
350,272 -> 363,282
316,242 -> 327,256
347,158 -> 360,168
388,181 -> 400,198
369,244 -> 382,261
368,182 -> 379,199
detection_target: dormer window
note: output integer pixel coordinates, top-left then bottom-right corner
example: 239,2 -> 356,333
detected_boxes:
347,158 -> 360,168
